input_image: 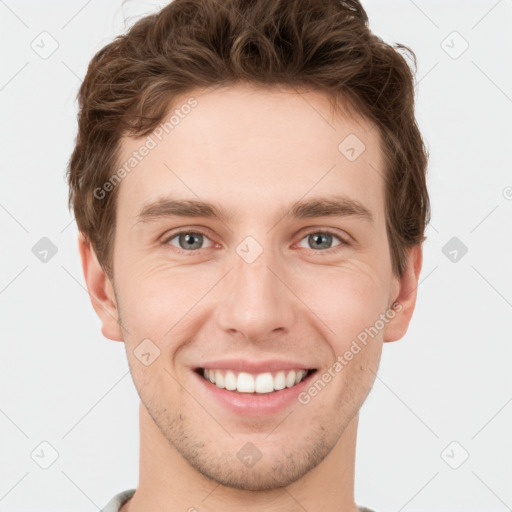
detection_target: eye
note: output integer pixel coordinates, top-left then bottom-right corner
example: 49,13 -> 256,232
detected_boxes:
296,230 -> 347,251
162,228 -> 349,255
164,231 -> 215,252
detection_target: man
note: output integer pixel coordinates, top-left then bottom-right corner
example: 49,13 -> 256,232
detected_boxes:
67,0 -> 429,510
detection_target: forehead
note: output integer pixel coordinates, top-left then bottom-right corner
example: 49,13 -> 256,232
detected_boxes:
115,83 -> 386,223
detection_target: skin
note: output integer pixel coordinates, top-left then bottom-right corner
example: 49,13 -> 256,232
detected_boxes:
79,83 -> 422,512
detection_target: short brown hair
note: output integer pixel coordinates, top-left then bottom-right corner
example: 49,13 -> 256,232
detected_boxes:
67,0 -> 430,278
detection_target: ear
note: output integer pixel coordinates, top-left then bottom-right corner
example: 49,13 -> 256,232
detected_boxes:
383,244 -> 423,343
78,233 -> 124,342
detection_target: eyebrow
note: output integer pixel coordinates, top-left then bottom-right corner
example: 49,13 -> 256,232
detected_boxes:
135,195 -> 373,225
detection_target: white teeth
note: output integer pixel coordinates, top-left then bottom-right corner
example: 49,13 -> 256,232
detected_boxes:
237,372 -> 255,393
224,370 -> 237,391
286,370 -> 296,388
274,371 -> 286,390
215,370 -> 225,389
201,368 -> 310,393
255,372 -> 274,393
295,370 -> 307,384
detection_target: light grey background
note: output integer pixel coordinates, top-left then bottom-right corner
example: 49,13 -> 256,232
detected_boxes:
1,0 -> 511,510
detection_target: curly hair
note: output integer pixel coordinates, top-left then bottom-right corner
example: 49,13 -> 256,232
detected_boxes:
67,0 -> 430,278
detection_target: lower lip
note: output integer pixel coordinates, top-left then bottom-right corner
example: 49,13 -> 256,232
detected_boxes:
193,370 -> 317,416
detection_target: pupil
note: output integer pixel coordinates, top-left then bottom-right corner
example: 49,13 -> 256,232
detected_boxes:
310,233 -> 331,249
181,233 -> 201,250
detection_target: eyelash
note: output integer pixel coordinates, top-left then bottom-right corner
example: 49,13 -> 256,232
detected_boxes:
161,228 -> 350,256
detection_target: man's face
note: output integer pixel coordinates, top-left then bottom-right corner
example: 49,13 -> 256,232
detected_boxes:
100,84 -> 415,490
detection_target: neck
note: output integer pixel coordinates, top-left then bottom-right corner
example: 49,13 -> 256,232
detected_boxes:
121,403 -> 360,512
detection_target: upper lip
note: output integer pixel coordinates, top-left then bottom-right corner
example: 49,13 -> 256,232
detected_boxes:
194,359 -> 316,374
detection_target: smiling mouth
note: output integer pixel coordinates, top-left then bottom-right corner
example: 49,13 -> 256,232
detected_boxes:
195,368 -> 317,394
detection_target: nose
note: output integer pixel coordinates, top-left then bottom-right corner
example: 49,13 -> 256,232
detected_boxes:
214,248 -> 296,344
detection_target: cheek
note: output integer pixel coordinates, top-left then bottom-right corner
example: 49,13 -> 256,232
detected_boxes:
296,262 -> 389,349
116,264 -> 219,340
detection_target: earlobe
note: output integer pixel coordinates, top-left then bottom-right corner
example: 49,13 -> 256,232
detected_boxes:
383,244 -> 423,343
78,233 -> 124,342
